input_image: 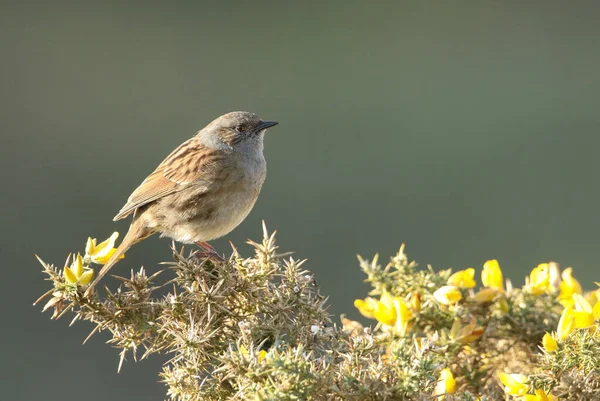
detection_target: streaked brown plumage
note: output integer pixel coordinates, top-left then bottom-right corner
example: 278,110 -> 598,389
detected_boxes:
84,111 -> 278,296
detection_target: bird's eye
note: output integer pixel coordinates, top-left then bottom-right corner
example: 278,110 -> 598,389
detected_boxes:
235,124 -> 247,133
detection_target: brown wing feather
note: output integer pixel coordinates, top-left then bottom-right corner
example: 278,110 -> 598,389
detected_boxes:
113,139 -> 227,221
113,169 -> 180,220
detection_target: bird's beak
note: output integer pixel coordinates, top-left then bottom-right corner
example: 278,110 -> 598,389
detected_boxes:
257,120 -> 279,131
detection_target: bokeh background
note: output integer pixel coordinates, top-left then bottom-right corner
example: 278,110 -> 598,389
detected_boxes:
2,1 -> 600,400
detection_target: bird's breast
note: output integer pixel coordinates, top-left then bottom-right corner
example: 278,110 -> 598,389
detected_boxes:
155,152 -> 266,243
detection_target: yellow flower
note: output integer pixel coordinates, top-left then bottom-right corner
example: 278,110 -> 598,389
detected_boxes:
448,268 -> 476,288
499,372 -> 529,396
355,293 -> 413,334
434,368 -> 456,399
527,263 -> 551,295
450,318 -> 485,344
85,232 -> 123,264
373,292 -> 398,326
558,267 -> 582,307
63,253 -> 94,285
239,346 -> 267,362
557,306 -> 575,341
472,288 -> 499,303
433,286 -> 463,305
542,332 -> 557,353
393,297 -> 413,335
482,259 -> 503,292
572,294 -> 595,329
522,389 -> 556,401
354,297 -> 378,320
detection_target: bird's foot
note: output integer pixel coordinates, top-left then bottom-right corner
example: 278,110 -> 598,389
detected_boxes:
194,241 -> 225,263
196,241 -> 217,253
193,251 -> 225,263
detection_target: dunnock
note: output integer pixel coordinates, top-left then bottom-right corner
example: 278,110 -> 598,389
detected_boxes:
84,111 -> 278,296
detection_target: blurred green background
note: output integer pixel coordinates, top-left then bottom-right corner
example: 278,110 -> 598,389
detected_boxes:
2,1 -> 600,400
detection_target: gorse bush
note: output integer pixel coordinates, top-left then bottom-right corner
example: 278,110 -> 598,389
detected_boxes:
36,224 -> 600,400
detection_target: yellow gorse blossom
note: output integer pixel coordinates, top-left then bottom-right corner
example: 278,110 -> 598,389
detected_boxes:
482,259 -> 503,292
557,306 -> 575,341
371,292 -> 398,326
239,345 -> 267,362
434,368 -> 456,399
571,293 -> 599,329
499,372 -> 529,396
354,293 -> 412,334
542,332 -> 557,353
558,267 -> 582,307
392,297 -> 413,335
433,285 -> 463,305
85,232 -> 123,264
522,389 -> 556,401
472,288 -> 499,303
527,263 -> 552,295
63,253 -> 94,285
448,268 -> 476,288
354,297 -> 378,320
521,389 -> 556,401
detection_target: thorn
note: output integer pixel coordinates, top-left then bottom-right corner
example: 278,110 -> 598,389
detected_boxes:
69,313 -> 81,327
83,325 -> 101,344
34,254 -> 47,267
118,351 -> 126,373
55,302 -> 74,320
33,288 -> 54,306
229,240 -> 239,257
42,296 -> 60,312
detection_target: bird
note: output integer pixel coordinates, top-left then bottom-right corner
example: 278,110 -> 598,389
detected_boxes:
84,111 -> 278,297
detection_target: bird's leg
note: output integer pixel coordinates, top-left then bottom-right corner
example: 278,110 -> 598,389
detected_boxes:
196,241 -> 217,253
194,241 -> 225,262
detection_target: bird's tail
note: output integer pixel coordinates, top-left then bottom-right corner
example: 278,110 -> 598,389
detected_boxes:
84,219 -> 152,297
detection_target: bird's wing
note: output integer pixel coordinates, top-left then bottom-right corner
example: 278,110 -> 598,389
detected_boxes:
113,140 -> 228,221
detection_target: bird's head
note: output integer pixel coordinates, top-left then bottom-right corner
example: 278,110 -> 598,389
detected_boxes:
200,111 -> 278,152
